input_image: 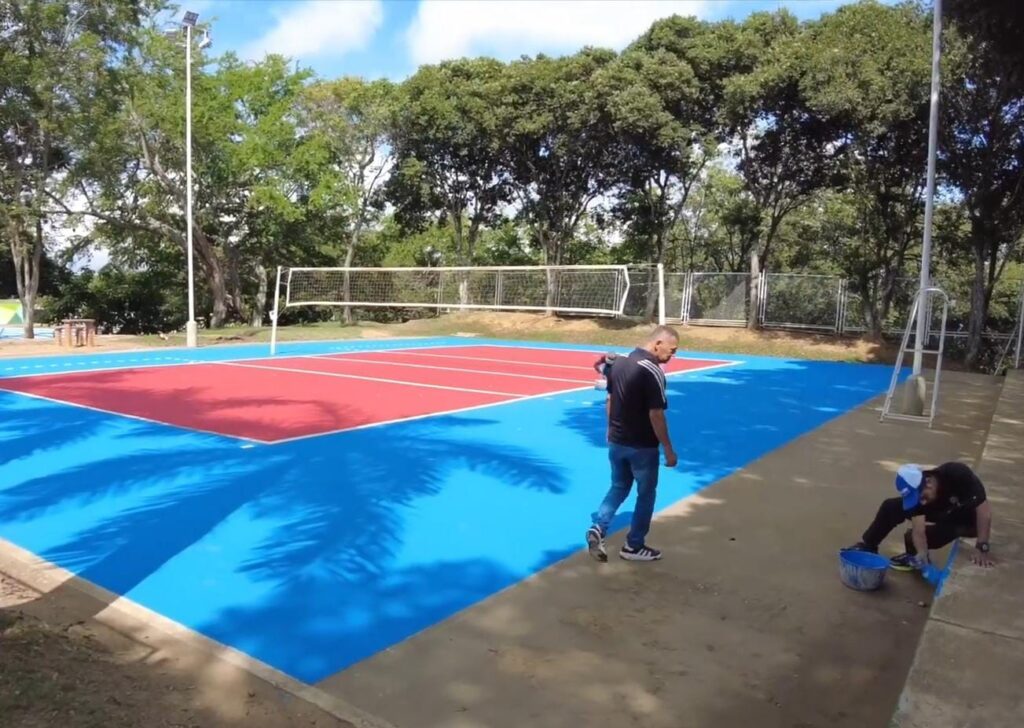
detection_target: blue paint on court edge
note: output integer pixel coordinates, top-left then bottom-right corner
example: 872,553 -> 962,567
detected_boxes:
0,338 -> 898,683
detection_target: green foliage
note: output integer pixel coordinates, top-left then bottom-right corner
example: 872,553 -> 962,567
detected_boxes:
3,0 -> 1021,368
42,264 -> 186,334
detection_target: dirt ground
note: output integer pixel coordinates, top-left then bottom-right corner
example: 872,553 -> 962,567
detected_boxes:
0,569 -> 364,728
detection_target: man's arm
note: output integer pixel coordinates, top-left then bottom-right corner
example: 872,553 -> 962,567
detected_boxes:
649,409 -> 677,467
606,395 -> 611,442
975,500 -> 993,542
910,515 -> 930,564
972,500 -> 995,567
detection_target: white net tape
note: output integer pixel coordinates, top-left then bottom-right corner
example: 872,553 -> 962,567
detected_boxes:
282,266 -> 631,316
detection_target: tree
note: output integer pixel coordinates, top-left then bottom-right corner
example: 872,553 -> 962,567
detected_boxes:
603,17 -> 714,318
387,60 -> 509,269
500,49 -> 620,306
799,0 -> 934,338
59,30 -> 311,328
940,20 -> 1024,366
0,0 -> 151,337
291,77 -> 393,323
720,11 -> 839,327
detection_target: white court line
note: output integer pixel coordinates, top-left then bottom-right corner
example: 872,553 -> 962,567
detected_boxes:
0,386 -> 268,444
215,360 -> 530,398
308,354 -> 593,385
265,358 -> 745,446
382,347 -> 741,374
266,382 -> 594,445
0,341 -> 458,380
382,349 -> 601,371
0,347 -> 743,447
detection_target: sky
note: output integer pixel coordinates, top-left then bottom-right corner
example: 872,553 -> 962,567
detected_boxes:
173,0 -> 882,81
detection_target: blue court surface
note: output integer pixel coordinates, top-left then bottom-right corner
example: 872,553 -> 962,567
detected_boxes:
0,337 -> 895,683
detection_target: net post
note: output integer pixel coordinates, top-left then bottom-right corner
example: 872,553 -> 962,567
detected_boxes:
657,264 -> 666,325
270,265 -> 282,356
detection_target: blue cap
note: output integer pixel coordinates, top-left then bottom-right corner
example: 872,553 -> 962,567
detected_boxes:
896,464 -> 924,509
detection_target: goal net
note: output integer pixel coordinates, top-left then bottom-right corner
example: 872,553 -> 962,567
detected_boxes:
270,265 -> 633,352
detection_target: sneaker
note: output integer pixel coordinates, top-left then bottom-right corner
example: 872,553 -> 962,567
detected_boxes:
586,526 -> 607,562
842,542 -> 878,554
620,544 -> 662,562
888,553 -> 919,572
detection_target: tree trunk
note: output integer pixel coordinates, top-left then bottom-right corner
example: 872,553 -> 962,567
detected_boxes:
539,228 -> 557,313
9,217 -> 43,340
250,264 -> 268,327
192,227 -> 228,328
342,236 -> 358,325
225,245 -> 246,320
206,259 -> 228,329
452,208 -> 470,306
862,299 -> 880,341
965,245 -> 988,369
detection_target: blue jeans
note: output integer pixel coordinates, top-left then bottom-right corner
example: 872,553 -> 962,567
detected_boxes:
591,443 -> 660,549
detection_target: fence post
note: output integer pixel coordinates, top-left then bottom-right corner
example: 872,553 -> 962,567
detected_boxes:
657,264 -> 666,325
748,253 -> 760,329
682,272 -> 692,324
834,279 -> 845,335
1015,281 -> 1024,368
758,271 -> 768,324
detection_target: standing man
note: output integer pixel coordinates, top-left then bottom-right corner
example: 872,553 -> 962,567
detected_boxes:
586,325 -> 680,562
845,462 -> 996,570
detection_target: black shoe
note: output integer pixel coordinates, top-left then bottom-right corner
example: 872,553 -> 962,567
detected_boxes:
620,543 -> 662,562
586,526 -> 607,562
889,553 -> 918,572
842,541 -> 877,554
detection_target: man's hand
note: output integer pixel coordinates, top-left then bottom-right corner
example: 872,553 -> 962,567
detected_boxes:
971,548 -> 995,568
663,448 -> 678,468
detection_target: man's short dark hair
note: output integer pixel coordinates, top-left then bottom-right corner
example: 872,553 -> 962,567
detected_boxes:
646,325 -> 679,343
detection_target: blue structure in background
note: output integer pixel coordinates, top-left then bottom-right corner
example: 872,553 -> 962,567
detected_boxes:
0,337 -> 897,682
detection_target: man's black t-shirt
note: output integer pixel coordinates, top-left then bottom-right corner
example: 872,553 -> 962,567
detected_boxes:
909,461 -> 987,519
606,348 -> 667,448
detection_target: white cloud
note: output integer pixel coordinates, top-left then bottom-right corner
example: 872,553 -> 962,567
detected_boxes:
241,0 -> 384,61
407,0 -> 710,65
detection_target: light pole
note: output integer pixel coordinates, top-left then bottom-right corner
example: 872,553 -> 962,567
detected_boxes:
901,0 -> 942,416
176,11 -> 211,347
914,0 -> 942,376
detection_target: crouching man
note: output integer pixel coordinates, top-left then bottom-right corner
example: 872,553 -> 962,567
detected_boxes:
845,462 -> 996,571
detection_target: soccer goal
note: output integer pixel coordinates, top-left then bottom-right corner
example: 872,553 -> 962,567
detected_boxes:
269,265 -> 635,354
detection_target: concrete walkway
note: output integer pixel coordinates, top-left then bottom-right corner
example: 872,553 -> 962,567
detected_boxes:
319,371 -> 1001,728
892,369 -> 1024,727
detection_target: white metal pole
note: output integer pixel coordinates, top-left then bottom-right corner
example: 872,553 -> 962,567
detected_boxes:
270,266 -> 282,356
914,0 -> 942,374
185,24 -> 198,348
657,264 -> 666,325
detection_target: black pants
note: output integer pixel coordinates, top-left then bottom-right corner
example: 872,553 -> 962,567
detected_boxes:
862,497 -> 977,555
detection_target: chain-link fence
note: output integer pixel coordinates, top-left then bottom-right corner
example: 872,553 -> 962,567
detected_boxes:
682,272 -> 750,326
645,270 -> 1023,368
760,274 -> 844,332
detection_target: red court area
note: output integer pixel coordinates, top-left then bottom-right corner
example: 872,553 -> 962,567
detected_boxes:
0,346 -> 732,443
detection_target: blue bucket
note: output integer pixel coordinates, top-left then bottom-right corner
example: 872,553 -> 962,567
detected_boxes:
838,549 -> 890,591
